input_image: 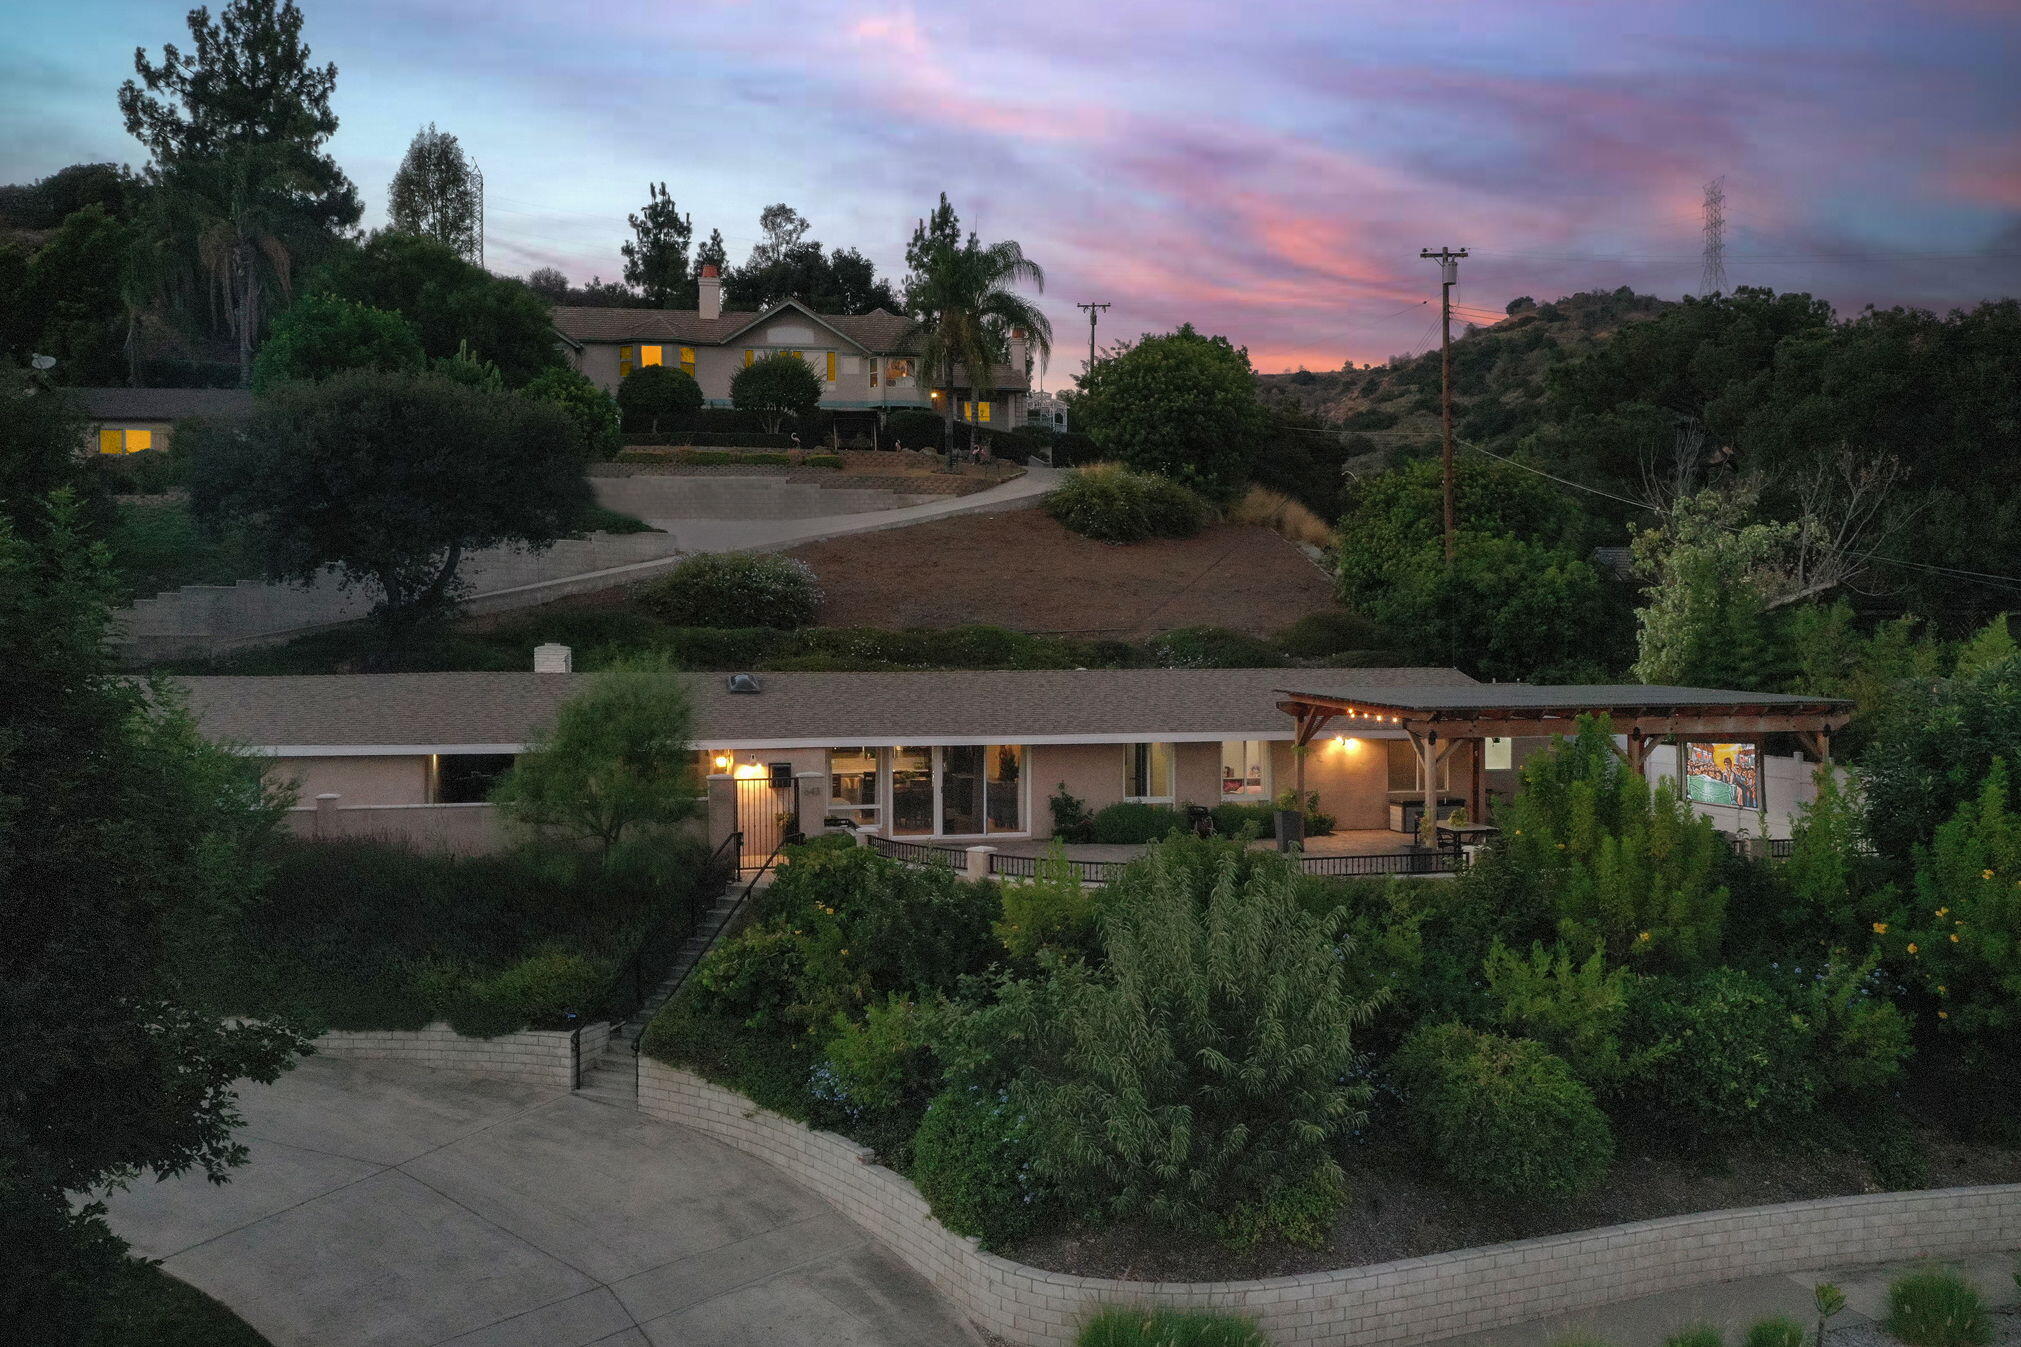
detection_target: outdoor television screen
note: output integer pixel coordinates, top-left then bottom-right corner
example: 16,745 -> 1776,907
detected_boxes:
1684,742 -> 1761,811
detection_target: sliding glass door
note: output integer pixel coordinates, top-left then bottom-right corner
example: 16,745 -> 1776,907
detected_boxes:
888,745 -> 1024,837
891,746 -> 934,835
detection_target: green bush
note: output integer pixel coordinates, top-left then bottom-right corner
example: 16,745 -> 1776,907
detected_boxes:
1481,940 -> 1659,1095
1051,783 -> 1096,843
452,948 -> 609,1037
884,408 -> 946,449
816,995 -> 937,1115
997,845 -> 1099,962
1743,1317 -> 1805,1347
523,365 -> 621,457
1146,626 -> 1283,668
1665,1330 -> 1724,1347
911,1085 -> 1044,1245
1090,801 -> 1189,845
1276,609 -> 1388,657
637,551 -> 822,629
617,364 -> 703,432
1211,801 -> 1276,837
1392,1022 -> 1615,1202
1044,463 -> 1212,543
1077,1308 -> 1271,1347
1629,967 -> 1816,1138
731,351 -> 823,431
1884,1269 -> 1992,1347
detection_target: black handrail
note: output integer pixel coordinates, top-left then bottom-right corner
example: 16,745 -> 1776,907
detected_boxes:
603,830 -> 743,1028
641,830 -> 804,1033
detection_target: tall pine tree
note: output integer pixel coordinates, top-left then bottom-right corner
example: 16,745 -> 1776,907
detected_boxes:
387,122 -> 480,262
621,182 -> 692,308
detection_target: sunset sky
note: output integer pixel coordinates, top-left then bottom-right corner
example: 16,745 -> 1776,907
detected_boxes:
6,0 -> 2018,374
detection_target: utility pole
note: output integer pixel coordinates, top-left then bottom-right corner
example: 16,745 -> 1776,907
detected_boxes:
1419,247 -> 1468,561
1076,301 -> 1110,379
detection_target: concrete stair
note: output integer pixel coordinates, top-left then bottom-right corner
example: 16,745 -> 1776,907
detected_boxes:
573,880 -> 766,1103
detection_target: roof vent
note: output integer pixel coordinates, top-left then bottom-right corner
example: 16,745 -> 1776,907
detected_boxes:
726,673 -> 763,694
533,643 -> 573,673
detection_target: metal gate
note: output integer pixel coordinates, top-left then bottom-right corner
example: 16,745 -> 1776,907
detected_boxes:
735,777 -> 795,866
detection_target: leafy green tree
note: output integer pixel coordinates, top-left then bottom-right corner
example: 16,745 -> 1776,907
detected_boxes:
1501,716 -> 1729,968
730,352 -> 822,433
16,204 -> 133,385
524,365 -> 621,457
309,230 -> 558,385
904,215 -> 1051,452
1335,456 -> 1625,679
120,0 -> 362,384
0,365 -> 90,534
0,497 -> 308,1339
1859,648 -> 2021,861
903,191 -> 962,311
692,228 -> 727,288
525,266 -> 570,302
1070,324 -> 1258,499
182,368 -> 590,631
618,363 -> 704,433
386,122 -> 481,261
1630,488 -> 1797,688
1898,760 -> 2021,1057
491,658 -> 700,861
249,293 -> 424,390
1007,841 -> 1379,1247
622,182 -> 694,308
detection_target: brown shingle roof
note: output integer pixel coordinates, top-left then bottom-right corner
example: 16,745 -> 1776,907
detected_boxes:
77,387 -> 255,421
175,667 -> 1477,751
551,301 -> 923,352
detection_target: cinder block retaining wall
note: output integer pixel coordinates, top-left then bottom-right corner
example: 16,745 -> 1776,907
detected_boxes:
316,1020 -> 607,1091
638,1060 -> 2021,1347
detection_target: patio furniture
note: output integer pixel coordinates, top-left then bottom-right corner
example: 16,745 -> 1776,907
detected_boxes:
1434,822 -> 1500,853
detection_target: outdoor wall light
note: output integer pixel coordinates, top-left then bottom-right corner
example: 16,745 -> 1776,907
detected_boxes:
712,753 -> 733,771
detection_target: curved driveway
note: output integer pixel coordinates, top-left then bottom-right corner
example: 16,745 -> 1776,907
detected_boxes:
101,1055 -> 975,1347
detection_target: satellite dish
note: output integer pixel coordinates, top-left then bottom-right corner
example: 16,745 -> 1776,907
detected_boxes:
30,354 -> 55,370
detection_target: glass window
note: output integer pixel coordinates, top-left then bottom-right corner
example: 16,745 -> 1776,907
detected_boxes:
829,747 -> 879,826
618,344 -> 634,377
1485,737 -> 1513,771
640,345 -> 664,367
1220,741 -> 1270,797
680,345 -> 695,377
886,358 -> 912,382
1124,743 -> 1175,801
825,351 -> 837,382
891,746 -> 933,835
941,745 -> 985,836
987,744 -> 1023,833
977,400 -> 992,423
743,348 -> 754,367
433,753 -> 516,804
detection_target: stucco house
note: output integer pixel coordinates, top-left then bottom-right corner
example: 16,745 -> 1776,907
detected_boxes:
76,386 -> 254,455
550,266 -> 1029,430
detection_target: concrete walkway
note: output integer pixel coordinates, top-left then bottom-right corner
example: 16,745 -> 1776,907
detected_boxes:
100,1056 -> 975,1347
1423,1251 -> 2019,1347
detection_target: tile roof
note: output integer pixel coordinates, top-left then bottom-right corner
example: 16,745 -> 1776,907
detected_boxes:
175,666 -> 1477,751
76,387 -> 255,421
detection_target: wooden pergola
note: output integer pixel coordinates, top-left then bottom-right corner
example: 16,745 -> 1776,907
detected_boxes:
1276,683 -> 1854,831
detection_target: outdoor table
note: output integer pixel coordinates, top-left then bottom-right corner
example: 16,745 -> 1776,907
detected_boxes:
1434,822 -> 1500,852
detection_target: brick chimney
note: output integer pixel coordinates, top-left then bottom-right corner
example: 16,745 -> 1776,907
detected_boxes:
533,643 -> 573,673
698,263 -> 722,321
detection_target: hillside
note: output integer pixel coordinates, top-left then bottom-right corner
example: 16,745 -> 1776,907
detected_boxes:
1257,288 -> 1672,475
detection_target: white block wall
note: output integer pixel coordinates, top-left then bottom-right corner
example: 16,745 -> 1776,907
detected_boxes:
316,1020 -> 596,1090
638,1060 -> 2021,1347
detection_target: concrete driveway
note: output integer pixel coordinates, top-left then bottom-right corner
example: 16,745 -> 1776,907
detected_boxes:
101,1055 -> 975,1347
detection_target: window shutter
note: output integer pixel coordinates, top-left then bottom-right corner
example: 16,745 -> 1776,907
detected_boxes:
826,351 -> 837,382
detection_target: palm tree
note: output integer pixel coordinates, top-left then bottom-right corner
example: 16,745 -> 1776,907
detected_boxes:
151,148 -> 304,386
905,235 -> 1052,455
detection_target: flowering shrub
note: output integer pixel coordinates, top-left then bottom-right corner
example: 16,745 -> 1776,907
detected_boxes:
638,550 -> 822,629
1898,760 -> 2021,1054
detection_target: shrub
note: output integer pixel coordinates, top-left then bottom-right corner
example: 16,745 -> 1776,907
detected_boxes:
1077,1308 -> 1271,1347
250,293 -> 425,391
637,551 -> 822,629
1391,1022 -> 1615,1202
813,994 -> 940,1160
1146,625 -> 1283,668
884,408 -> 948,449
911,1085 -> 1044,1245
1044,463 -> 1212,543
730,352 -> 823,432
1228,485 -> 1333,547
1051,783 -> 1096,843
1898,759 -> 2021,1055
1665,1330 -> 1724,1347
1628,967 -> 1816,1138
1884,1268 -> 1991,1347
522,366 -> 622,457
1211,801 -> 1275,838
1744,1319 -> 1804,1347
451,948 -> 608,1036
1277,609 -> 1388,658
1011,843 -> 1377,1245
1481,940 -> 1660,1095
1090,801 -> 1189,845
997,845 -> 1099,962
617,364 -> 704,432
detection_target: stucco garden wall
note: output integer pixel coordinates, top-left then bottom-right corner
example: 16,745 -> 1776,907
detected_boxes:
637,1058 -> 2021,1347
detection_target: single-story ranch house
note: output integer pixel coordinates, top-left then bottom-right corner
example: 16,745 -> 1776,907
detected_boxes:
173,663 -> 1850,861
75,386 -> 254,455
550,265 -> 1029,429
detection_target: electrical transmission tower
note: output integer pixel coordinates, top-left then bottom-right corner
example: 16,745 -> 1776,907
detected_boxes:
1700,177 -> 1726,296
472,160 -> 486,270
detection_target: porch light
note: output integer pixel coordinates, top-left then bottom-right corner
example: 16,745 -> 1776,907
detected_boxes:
712,753 -> 733,771
732,761 -> 768,780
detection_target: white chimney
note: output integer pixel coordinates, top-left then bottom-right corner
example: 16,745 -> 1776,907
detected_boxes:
698,263 -> 722,320
533,643 -> 573,673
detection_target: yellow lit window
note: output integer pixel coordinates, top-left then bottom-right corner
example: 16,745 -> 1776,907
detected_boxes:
640,345 -> 664,367
679,346 -> 695,377
887,358 -> 911,381
618,344 -> 634,377
98,427 -> 152,454
962,401 -> 972,420
870,361 -> 879,387
825,351 -> 836,382
977,401 -> 992,423
743,349 -> 754,367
